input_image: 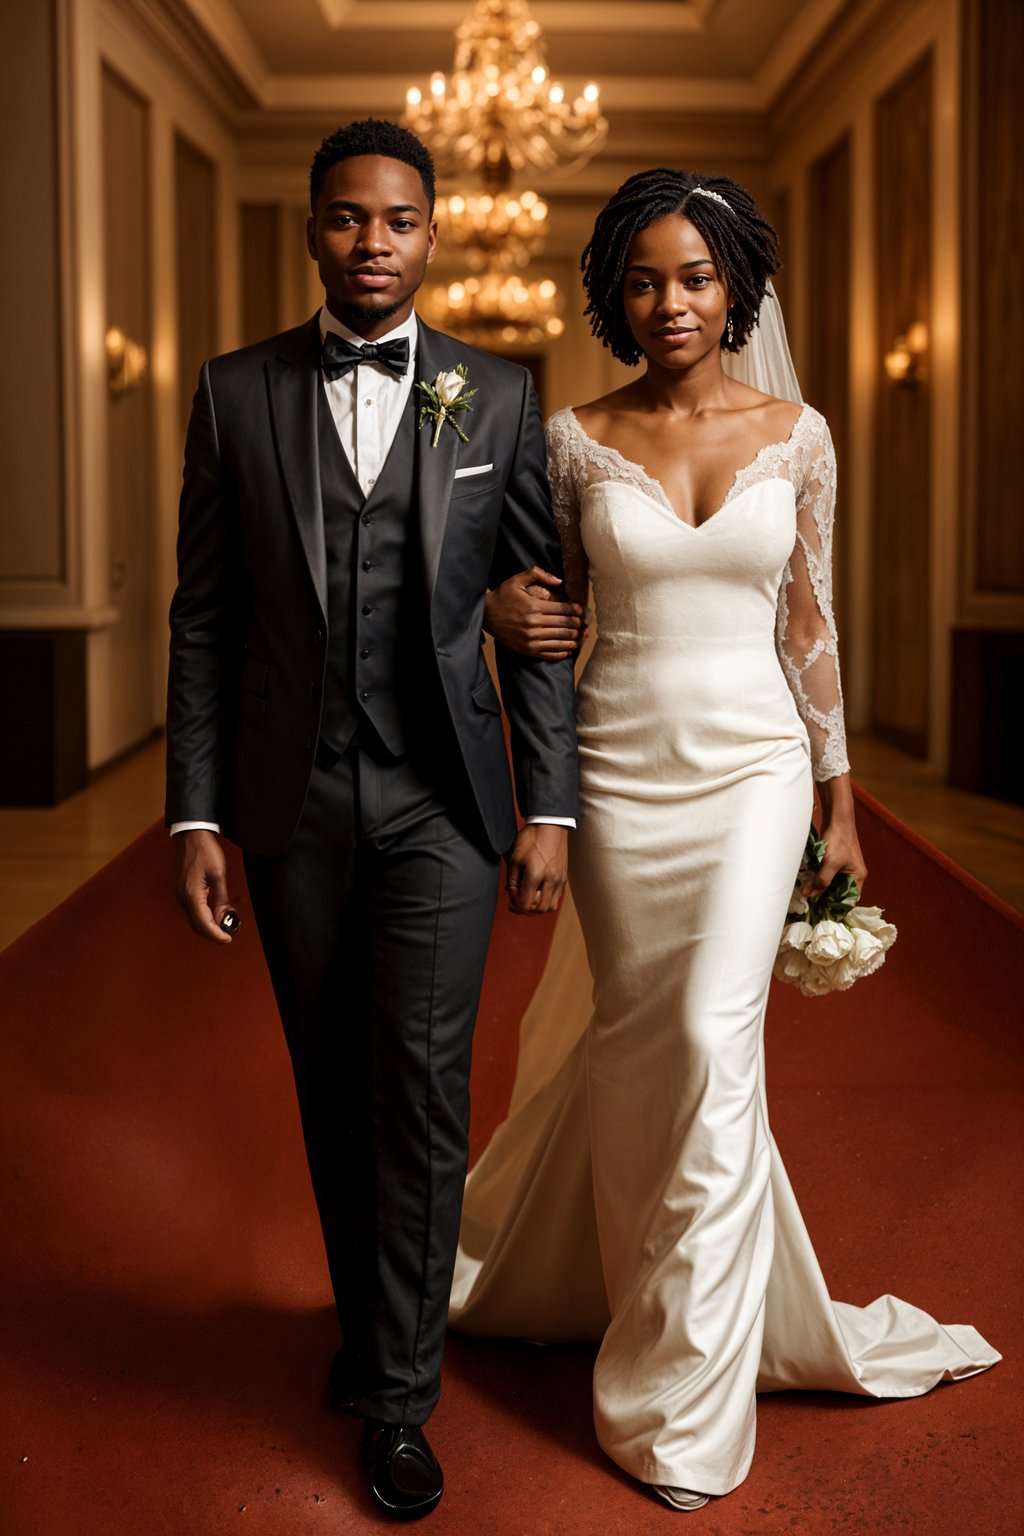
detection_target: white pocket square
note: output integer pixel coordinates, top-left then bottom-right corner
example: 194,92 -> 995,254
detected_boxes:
453,463 -> 494,479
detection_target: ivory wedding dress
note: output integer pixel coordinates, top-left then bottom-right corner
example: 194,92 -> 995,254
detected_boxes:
450,403 -> 999,1496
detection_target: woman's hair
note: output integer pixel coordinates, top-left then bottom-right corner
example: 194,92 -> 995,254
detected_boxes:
581,168 -> 780,365
309,118 -> 436,214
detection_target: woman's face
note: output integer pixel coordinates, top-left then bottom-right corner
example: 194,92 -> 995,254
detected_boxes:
621,214 -> 729,368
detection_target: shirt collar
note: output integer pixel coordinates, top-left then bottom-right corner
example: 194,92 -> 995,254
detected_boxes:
319,305 -> 419,360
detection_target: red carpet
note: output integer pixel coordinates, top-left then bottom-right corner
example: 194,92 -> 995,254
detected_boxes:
0,787 -> 1020,1534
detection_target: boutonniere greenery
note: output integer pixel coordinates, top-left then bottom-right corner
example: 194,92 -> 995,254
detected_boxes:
417,364 -> 477,447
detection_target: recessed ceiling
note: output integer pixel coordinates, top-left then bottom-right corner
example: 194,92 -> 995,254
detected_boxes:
184,0 -> 842,105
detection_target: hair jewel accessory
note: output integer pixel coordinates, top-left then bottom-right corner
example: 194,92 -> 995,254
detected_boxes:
691,186 -> 733,213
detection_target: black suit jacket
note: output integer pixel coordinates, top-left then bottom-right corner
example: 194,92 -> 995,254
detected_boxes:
165,314 -> 579,856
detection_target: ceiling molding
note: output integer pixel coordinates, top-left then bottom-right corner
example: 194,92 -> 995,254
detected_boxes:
754,0 -> 850,105
113,0 -> 261,111
181,0 -> 269,94
162,0 -> 854,124
314,0 -> 722,34
257,72 -> 762,114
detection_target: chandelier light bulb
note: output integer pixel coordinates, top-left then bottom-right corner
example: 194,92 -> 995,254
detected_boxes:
425,266 -> 565,347
407,0 -> 607,337
402,0 -> 608,179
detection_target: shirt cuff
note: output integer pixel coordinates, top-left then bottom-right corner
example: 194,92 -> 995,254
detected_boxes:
169,821 -> 221,836
524,816 -> 576,829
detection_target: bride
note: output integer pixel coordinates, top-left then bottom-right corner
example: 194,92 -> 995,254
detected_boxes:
452,168 -> 999,1510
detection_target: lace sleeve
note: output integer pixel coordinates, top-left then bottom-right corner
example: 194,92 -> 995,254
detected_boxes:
545,410 -> 589,607
775,411 -> 851,781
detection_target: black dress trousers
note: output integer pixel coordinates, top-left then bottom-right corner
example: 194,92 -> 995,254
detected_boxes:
244,741 -> 500,1425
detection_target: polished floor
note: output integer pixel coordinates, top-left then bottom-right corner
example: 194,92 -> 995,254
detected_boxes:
0,730 -> 1021,954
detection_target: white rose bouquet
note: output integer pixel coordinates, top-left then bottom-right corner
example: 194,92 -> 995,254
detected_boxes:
416,363 -> 477,447
774,827 -> 897,997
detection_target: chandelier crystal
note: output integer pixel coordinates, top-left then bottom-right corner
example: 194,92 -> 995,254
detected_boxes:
436,188 -> 549,272
422,273 -> 565,348
403,0 -> 607,185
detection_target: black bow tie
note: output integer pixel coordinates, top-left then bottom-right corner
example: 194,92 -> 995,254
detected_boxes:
322,330 -> 410,381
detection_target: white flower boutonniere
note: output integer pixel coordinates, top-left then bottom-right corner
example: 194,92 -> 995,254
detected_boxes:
417,363 -> 478,447
773,825 -> 897,996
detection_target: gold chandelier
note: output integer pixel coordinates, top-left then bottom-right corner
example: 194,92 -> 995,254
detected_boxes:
438,188 -> 548,272
422,273 -> 564,348
406,0 -> 606,346
403,0 -> 607,185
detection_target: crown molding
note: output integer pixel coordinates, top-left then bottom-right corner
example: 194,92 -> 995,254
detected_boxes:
110,0 -> 262,109
755,0 -> 851,105
254,71 -> 762,114
142,0 -> 854,125
314,0 -> 721,33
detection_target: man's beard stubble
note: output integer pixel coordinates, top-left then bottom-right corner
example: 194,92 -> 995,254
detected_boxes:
336,295 -> 406,329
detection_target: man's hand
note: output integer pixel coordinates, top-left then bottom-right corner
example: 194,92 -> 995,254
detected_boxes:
175,829 -> 236,944
504,824 -> 569,915
485,567 -> 585,659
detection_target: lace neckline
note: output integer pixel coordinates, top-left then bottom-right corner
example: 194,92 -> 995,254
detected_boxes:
564,402 -> 810,529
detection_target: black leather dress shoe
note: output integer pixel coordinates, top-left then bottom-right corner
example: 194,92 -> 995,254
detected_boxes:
362,1420 -> 443,1521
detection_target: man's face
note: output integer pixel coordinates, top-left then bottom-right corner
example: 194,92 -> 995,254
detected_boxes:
306,154 -> 437,337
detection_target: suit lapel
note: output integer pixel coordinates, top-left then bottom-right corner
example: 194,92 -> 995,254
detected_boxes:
266,315 -> 327,619
415,319 -> 461,603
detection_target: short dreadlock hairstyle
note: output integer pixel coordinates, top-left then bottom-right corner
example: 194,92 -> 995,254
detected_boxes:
581,168 -> 780,365
309,119 -> 436,215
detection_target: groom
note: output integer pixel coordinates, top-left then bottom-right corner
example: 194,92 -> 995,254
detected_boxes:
166,119 -> 578,1518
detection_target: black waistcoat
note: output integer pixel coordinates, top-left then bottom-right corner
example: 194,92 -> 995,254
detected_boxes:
317,378 -> 435,758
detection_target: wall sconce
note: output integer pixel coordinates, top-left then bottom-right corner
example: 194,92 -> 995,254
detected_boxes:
105,326 -> 148,397
884,321 -> 928,386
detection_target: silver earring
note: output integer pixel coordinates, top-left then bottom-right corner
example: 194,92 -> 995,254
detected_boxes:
726,313 -> 735,346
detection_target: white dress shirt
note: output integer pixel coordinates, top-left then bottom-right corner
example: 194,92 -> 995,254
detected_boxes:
171,306 -> 573,834
320,306 -> 418,495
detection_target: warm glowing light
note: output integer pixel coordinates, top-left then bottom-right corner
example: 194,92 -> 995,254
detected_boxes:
402,0 -> 607,179
905,321 -> 929,355
884,322 -> 928,386
435,189 -> 550,270
422,268 -> 565,347
105,325 -> 148,396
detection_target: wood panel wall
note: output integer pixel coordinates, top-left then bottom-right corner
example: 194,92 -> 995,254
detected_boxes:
771,187 -> 790,313
872,54 -> 933,758
967,0 -> 1024,596
102,65 -> 155,756
0,0 -> 65,584
240,203 -> 280,346
174,134 -> 218,440
807,135 -> 851,644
